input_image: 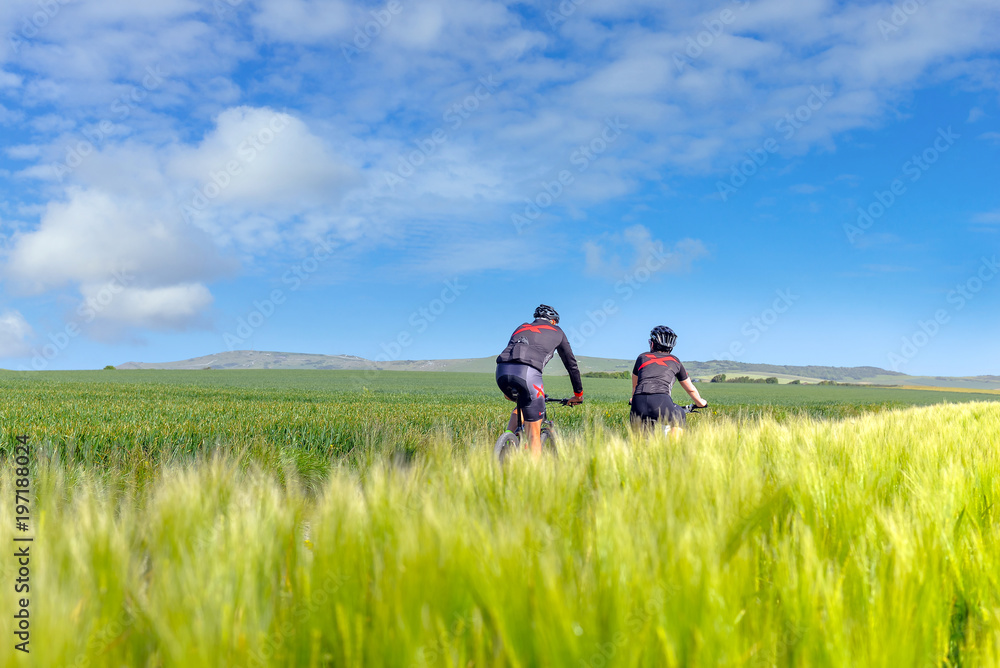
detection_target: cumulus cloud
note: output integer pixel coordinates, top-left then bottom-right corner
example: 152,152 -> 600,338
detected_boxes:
166,106 -> 362,250
4,103 -> 363,332
170,106 -> 358,213
3,188 -> 225,332
5,188 -> 222,295
80,283 -> 213,330
0,310 -> 33,357
584,225 -> 708,280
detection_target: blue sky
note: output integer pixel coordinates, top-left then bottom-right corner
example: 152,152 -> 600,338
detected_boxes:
0,0 -> 998,375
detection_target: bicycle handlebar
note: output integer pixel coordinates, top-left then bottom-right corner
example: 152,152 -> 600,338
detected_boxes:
546,395 -> 706,411
544,396 -> 575,406
624,400 -> 708,412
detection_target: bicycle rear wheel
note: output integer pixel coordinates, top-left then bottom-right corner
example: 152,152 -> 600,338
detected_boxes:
494,431 -> 520,464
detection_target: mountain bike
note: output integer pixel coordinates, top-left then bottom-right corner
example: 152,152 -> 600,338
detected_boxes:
494,396 -> 576,464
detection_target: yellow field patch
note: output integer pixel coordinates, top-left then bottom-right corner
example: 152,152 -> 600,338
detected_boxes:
898,385 -> 1000,395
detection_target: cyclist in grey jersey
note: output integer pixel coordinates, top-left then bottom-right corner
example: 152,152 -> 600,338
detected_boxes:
630,325 -> 707,434
496,304 -> 584,454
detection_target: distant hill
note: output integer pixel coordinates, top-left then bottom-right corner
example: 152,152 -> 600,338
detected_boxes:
115,350 -> 927,385
684,360 -> 906,383
113,350 -> 1000,390
116,351 -> 375,371
115,350 -> 631,374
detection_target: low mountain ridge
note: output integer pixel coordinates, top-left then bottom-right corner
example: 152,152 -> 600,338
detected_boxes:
117,350 -> 910,384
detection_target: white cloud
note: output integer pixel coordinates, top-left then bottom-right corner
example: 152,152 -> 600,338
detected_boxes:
972,211 -> 1000,224
250,0 -> 522,53
0,310 -> 33,357
584,225 -> 708,280
0,103 -> 23,125
5,144 -> 40,160
2,104 -> 366,332
80,283 -> 213,330
6,0 -> 1000,206
17,105 -> 362,249
250,0 -> 353,44
0,70 -> 21,88
4,188 -> 226,331
169,106 -> 358,212
29,114 -> 75,133
6,189 -> 223,294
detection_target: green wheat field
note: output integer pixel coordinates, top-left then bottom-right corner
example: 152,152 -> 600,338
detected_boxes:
1,370 -> 999,667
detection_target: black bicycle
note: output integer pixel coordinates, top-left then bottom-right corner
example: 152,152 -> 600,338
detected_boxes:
494,396 -> 576,464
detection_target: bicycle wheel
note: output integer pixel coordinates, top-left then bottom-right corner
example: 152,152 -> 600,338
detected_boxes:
540,427 -> 557,458
494,431 -> 520,464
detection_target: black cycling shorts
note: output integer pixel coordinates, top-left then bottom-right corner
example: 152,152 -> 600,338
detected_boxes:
496,362 -> 546,422
630,393 -> 686,428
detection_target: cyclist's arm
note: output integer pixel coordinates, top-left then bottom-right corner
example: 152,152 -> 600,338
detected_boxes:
678,378 -> 707,407
556,335 -> 584,396
630,374 -> 637,404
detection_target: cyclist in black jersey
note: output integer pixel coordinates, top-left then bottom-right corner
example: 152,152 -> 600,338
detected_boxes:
630,325 -> 707,434
496,304 -> 584,455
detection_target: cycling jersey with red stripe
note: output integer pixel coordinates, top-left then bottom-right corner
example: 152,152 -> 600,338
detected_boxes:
496,318 -> 583,395
632,352 -> 689,396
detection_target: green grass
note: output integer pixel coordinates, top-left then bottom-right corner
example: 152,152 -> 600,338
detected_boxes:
1,371 -> 999,666
0,370 -> 995,488
2,369 -> 996,490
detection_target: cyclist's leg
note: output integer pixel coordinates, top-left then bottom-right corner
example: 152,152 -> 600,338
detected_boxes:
630,394 -> 656,432
506,411 -> 518,432
661,396 -> 687,437
497,364 -> 527,433
521,366 -> 546,455
633,394 -> 682,435
503,398 -> 521,432
524,419 -> 543,455
497,391 -> 520,432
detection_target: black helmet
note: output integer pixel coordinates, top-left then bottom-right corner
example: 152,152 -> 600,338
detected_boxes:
650,325 -> 677,352
533,304 -> 560,323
